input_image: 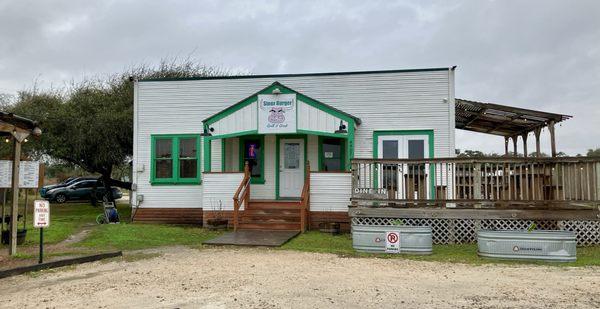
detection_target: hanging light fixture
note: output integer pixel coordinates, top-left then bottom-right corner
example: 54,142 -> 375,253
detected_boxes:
200,125 -> 214,137
334,120 -> 347,134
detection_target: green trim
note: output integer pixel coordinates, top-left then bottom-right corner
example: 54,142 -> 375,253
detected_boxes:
238,135 -> 265,184
296,129 -> 348,139
318,136 -> 346,172
372,130 -> 435,198
275,134 -> 308,199
221,139 -> 226,172
346,123 -> 355,170
140,67 -> 452,82
203,136 -> 211,173
202,81 -> 361,127
150,134 -> 202,185
209,130 -> 258,140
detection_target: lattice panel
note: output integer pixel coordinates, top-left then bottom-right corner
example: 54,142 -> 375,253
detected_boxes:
351,217 -> 600,245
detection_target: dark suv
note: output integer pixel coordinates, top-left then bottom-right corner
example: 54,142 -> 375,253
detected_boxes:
40,176 -> 97,198
44,179 -> 123,203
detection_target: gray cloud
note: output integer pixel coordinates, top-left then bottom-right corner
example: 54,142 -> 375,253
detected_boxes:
0,0 -> 598,154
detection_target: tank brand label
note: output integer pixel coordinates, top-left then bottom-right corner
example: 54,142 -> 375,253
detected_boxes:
512,245 -> 542,252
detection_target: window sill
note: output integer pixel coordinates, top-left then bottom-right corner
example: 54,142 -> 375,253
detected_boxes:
150,180 -> 202,186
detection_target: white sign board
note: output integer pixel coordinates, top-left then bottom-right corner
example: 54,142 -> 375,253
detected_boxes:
0,160 -> 40,188
33,200 -> 50,228
385,231 -> 400,253
257,94 -> 296,134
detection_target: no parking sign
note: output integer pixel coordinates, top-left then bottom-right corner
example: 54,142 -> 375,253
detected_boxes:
385,231 -> 400,253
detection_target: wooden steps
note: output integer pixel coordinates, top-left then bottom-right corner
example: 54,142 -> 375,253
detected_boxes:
238,200 -> 301,231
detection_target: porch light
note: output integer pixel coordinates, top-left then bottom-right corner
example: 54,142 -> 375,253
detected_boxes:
272,88 -> 281,95
334,120 -> 347,134
200,126 -> 214,137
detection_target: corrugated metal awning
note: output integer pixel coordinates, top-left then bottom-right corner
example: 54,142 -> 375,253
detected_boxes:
455,98 -> 571,137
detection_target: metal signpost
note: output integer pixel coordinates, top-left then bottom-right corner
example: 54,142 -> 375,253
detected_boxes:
33,200 -> 50,264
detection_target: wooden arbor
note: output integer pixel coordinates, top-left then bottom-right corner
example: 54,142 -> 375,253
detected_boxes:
0,112 -> 42,256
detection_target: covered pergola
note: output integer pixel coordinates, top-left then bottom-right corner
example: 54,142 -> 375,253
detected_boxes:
455,98 -> 571,157
0,112 -> 42,255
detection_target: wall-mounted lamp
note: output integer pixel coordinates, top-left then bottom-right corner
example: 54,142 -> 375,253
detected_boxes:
334,120 -> 347,134
272,88 -> 281,95
200,126 -> 214,137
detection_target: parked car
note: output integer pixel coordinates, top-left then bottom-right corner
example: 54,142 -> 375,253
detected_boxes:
44,179 -> 123,203
40,176 -> 97,198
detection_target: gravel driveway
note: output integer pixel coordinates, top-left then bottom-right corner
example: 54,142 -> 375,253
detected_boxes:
0,247 -> 598,308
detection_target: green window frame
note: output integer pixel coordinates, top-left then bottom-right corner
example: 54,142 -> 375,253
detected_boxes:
151,134 -> 201,185
238,135 -> 265,184
318,136 -> 346,171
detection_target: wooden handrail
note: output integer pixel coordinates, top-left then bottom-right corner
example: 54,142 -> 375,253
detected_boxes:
299,160 -> 311,232
233,162 -> 251,231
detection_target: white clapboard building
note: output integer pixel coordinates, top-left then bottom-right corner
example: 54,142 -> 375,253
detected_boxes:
131,67 -> 456,229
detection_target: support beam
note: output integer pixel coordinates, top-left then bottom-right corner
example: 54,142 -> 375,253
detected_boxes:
504,136 -> 509,157
534,127 -> 542,157
548,120 -> 557,157
521,133 -> 528,158
9,139 -> 21,256
512,135 -> 518,157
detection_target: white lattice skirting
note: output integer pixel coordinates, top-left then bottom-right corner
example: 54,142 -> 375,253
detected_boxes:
351,217 -> 600,246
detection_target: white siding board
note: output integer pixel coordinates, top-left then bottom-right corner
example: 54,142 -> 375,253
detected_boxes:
202,173 -> 244,211
307,135 -> 318,172
310,173 -> 352,212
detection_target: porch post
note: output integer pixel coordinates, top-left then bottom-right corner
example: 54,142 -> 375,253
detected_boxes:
512,135 -> 518,157
534,127 -> 542,157
521,133 -> 528,158
504,136 -> 509,157
548,121 -> 557,157
9,139 -> 21,256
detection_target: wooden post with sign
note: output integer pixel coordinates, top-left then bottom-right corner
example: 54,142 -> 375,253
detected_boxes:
33,200 -> 50,264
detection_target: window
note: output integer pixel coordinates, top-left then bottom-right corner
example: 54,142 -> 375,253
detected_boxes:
320,137 -> 345,171
239,135 -> 264,184
151,134 -> 201,184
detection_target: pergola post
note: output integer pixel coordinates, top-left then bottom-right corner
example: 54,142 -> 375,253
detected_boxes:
504,136 -> 509,157
9,139 -> 21,256
548,120 -> 557,157
534,127 -> 542,157
521,133 -> 528,158
512,135 -> 518,157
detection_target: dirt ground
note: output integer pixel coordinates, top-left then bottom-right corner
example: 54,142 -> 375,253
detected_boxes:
0,247 -> 598,308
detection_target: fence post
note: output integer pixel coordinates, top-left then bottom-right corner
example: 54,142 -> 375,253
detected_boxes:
473,163 -> 482,200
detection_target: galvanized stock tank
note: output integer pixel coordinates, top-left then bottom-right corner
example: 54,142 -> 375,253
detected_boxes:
352,225 -> 433,254
477,230 -> 576,262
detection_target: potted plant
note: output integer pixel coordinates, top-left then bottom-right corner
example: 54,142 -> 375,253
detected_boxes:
206,200 -> 228,230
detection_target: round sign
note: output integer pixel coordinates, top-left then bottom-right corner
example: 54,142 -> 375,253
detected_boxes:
387,233 -> 398,244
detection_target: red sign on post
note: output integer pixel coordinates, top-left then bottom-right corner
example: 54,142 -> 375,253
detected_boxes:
33,200 -> 50,228
385,231 -> 400,253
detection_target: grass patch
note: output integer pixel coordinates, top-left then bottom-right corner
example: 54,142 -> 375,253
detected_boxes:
0,202 -> 131,246
76,223 -> 221,251
282,231 -> 600,267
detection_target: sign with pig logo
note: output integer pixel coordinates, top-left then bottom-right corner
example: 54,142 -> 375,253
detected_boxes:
258,93 -> 297,134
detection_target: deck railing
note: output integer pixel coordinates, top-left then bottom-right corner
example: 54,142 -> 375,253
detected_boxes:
232,162 -> 251,231
299,161 -> 311,232
351,157 -> 600,206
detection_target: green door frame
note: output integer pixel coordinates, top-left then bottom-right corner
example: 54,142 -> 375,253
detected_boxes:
372,130 -> 436,199
275,134 -> 308,199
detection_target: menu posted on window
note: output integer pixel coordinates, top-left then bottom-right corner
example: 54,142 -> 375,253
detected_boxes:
34,200 -> 50,228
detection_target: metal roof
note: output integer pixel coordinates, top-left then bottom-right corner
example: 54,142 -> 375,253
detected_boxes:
455,98 -> 571,137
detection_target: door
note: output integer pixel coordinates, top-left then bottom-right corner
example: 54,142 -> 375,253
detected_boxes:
377,135 -> 430,199
279,138 -> 305,198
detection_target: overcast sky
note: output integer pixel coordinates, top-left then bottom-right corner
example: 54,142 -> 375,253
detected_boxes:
1,0 -> 598,155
